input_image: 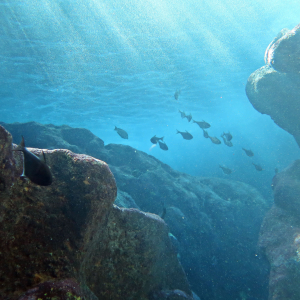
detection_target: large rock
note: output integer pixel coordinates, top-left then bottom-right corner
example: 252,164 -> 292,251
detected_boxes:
0,125 -> 192,299
0,121 -> 105,156
112,158 -> 270,300
81,206 -> 191,300
246,23 -> 300,147
0,124 -> 116,299
259,160 -> 300,300
265,24 -> 300,73
1,121 -> 270,300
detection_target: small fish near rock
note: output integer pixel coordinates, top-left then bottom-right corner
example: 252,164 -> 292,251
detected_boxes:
193,120 -> 211,129
158,140 -> 169,151
219,165 -> 232,175
12,136 -> 52,186
252,163 -> 263,171
114,126 -> 128,139
174,90 -> 181,100
242,148 -> 254,157
150,135 -> 164,144
208,136 -> 221,145
176,130 -> 193,140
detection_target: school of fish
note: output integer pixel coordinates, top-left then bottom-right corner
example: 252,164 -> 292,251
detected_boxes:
113,90 -> 264,175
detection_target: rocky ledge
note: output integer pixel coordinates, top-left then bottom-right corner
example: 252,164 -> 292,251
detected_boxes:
0,125 -> 192,300
0,121 -> 271,300
259,160 -> 300,300
246,23 -> 300,147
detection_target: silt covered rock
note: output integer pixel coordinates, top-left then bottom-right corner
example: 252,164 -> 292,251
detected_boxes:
0,124 -> 192,299
259,160 -> 300,300
246,23 -> 300,147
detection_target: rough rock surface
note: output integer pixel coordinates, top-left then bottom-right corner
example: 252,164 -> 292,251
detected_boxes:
18,279 -> 84,300
245,23 -> 300,147
259,160 -> 300,300
265,24 -> 300,73
81,207 -> 191,300
0,121 -> 105,156
0,127 -> 116,299
0,125 -> 192,300
0,122 -> 271,300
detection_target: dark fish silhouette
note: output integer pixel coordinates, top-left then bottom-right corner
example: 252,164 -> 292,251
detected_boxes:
193,120 -> 211,129
158,140 -> 168,151
221,134 -> 233,147
202,128 -> 209,138
178,110 -> 186,118
161,202 -> 167,219
114,126 -> 128,139
174,90 -> 181,100
222,132 -> 232,141
176,130 -> 193,140
242,148 -> 254,157
219,165 -> 232,175
209,136 -> 221,144
13,136 -> 52,186
185,113 -> 192,122
150,135 -> 164,144
252,163 -> 263,171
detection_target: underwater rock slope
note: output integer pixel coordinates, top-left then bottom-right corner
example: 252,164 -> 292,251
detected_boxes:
246,23 -> 300,147
259,160 -> 300,300
0,125 -> 192,299
1,121 -> 271,300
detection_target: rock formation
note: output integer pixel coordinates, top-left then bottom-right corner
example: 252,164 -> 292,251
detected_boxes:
0,121 -> 270,300
246,23 -> 300,147
259,160 -> 300,300
0,124 -> 192,299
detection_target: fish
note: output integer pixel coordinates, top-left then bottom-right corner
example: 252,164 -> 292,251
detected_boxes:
208,136 -> 221,144
185,113 -> 192,122
178,110 -> 186,119
252,163 -> 263,171
242,148 -> 254,157
158,140 -> 169,151
202,128 -> 209,138
114,126 -> 128,139
219,165 -> 232,175
275,167 -> 279,174
222,132 -> 232,141
150,135 -> 164,144
176,130 -> 193,140
193,120 -> 211,129
12,136 -> 52,186
174,90 -> 181,100
221,134 -> 233,147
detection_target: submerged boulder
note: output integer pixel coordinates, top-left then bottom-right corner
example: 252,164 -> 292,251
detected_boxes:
0,121 -> 105,155
259,160 -> 300,300
265,24 -> 300,73
0,125 -> 116,299
18,279 -> 84,300
81,206 -> 191,299
0,125 -> 192,300
246,23 -> 300,147
0,121 -> 270,300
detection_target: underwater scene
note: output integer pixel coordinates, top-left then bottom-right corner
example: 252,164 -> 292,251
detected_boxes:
1,0 -> 300,299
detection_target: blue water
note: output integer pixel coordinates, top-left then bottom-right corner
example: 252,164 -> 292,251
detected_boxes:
1,0 -> 300,198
